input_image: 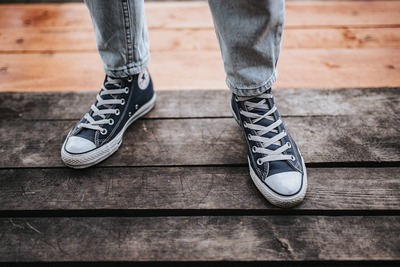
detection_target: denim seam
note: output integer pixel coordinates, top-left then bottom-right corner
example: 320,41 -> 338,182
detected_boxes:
122,0 -> 133,65
227,70 -> 278,96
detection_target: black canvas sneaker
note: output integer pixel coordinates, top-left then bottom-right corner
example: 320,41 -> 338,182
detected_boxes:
231,90 -> 307,208
61,69 -> 156,168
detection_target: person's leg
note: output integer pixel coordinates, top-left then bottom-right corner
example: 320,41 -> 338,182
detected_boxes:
208,0 -> 284,96
208,0 -> 307,208
61,0 -> 156,168
85,0 -> 149,77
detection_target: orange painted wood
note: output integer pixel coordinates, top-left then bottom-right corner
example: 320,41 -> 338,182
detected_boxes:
0,1 -> 399,30
1,48 -> 399,92
1,1 -> 399,92
1,27 -> 399,52
283,27 -> 400,49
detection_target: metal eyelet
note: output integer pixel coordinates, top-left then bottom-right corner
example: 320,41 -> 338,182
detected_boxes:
243,121 -> 248,127
127,76 -> 133,82
247,134 -> 252,140
124,87 -> 129,94
252,146 -> 257,153
290,155 -> 296,161
234,96 -> 239,102
120,99 -> 125,105
100,129 -> 107,135
256,159 -> 263,165
115,109 -> 120,116
109,119 -> 114,125
287,142 -> 292,148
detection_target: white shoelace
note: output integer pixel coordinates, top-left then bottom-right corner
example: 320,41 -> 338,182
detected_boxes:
237,93 -> 294,165
78,77 -> 129,135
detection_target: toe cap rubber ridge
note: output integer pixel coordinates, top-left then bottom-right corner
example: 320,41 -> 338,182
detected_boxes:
65,136 -> 96,154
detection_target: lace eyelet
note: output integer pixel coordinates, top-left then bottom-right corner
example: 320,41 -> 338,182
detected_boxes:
109,119 -> 114,125
115,109 -> 120,116
256,159 -> 263,165
100,129 -> 107,135
77,124 -> 81,129
252,146 -> 257,153
243,121 -> 248,127
290,155 -> 296,161
247,134 -> 252,140
120,99 -> 125,105
234,96 -> 239,102
127,76 -> 133,82
124,87 -> 129,94
287,142 -> 292,148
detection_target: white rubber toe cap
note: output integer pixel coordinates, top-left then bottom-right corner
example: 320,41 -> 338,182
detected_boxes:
265,172 -> 303,196
65,136 -> 96,154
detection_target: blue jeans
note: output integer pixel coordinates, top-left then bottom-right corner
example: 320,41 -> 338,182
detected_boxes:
85,0 -> 285,96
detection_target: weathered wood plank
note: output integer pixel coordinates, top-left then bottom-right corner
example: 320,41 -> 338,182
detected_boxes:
0,216 -> 399,262
1,2 -> 399,29
0,167 -> 399,211
0,116 -> 399,168
1,48 -> 399,92
1,88 -> 399,120
2,27 -> 399,52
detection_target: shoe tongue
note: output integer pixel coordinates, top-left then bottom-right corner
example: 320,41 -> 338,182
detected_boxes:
105,76 -> 122,90
96,77 -> 122,112
250,97 -> 282,150
74,77 -> 124,143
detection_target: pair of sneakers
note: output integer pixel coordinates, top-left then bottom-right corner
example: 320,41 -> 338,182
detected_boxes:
61,71 -> 307,208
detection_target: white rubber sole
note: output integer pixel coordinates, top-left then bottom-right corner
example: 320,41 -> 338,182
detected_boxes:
61,93 -> 156,169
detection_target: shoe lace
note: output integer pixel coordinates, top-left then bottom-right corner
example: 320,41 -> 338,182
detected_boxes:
237,92 -> 293,165
78,76 -> 129,134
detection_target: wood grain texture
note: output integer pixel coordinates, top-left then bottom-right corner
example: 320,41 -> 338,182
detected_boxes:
1,88 -> 399,120
0,116 -> 399,168
0,167 -> 399,211
0,2 -> 399,265
1,1 -> 399,29
2,27 -> 399,52
1,216 -> 399,262
1,48 -> 399,92
1,2 -> 399,92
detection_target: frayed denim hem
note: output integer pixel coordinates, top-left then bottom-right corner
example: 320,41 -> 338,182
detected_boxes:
227,71 -> 278,97
104,55 -> 149,78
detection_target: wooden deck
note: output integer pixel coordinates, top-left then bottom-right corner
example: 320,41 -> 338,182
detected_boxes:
0,0 -> 400,266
